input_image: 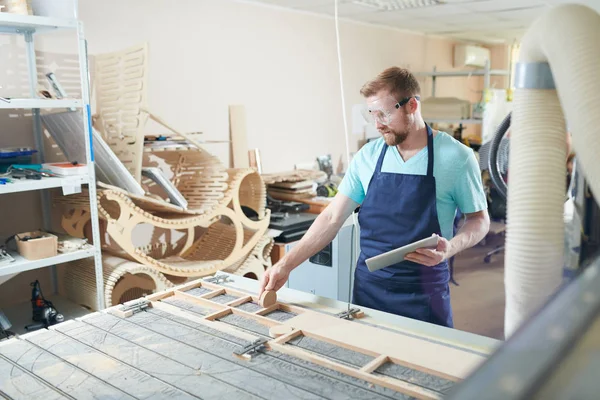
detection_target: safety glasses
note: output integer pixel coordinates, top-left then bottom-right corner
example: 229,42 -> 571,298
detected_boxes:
361,95 -> 420,125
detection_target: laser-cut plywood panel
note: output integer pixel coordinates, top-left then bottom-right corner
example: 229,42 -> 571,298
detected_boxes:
94,43 -> 148,183
61,255 -> 174,311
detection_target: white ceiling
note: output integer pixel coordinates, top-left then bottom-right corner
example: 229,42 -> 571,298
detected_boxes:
244,0 -> 600,43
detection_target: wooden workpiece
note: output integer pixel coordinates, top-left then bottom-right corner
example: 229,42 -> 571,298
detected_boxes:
268,324 -> 295,338
135,279 -> 482,398
259,290 -> 277,307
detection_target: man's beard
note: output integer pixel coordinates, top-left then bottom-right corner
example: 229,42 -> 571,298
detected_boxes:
381,128 -> 409,146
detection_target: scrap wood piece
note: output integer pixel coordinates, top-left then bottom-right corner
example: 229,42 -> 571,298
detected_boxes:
229,105 -> 249,169
261,169 -> 327,185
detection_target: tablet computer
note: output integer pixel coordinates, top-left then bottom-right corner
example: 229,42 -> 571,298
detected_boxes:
365,235 -> 439,272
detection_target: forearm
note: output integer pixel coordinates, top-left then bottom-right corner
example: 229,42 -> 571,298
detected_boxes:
278,211 -> 346,273
448,213 -> 490,258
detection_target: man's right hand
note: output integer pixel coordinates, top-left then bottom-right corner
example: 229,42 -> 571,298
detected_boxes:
258,263 -> 291,298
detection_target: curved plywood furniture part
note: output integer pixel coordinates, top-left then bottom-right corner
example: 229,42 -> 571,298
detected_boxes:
94,43 -> 149,183
225,233 -> 274,281
53,165 -> 271,278
62,255 -> 174,311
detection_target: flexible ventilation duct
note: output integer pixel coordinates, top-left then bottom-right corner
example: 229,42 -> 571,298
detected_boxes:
505,4 -> 600,337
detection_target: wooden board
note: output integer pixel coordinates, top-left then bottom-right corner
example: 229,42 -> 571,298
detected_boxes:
123,279 -> 482,398
229,105 -> 249,169
280,312 -> 485,380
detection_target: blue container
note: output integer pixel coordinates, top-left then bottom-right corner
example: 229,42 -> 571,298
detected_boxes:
0,147 -> 38,173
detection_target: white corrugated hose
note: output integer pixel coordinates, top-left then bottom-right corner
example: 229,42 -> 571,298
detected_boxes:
505,4 -> 600,337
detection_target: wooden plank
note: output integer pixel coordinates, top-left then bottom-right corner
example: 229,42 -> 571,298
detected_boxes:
282,311 -> 485,380
229,105 -> 249,168
152,301 -> 257,341
199,289 -> 226,299
273,328 -> 303,344
269,342 -> 441,400
255,304 -> 279,315
205,308 -> 234,321
173,291 -> 227,311
0,338 -> 135,399
230,308 -> 281,327
145,290 -> 175,302
225,295 -> 253,307
0,354 -> 68,400
25,328 -> 196,400
361,355 -> 390,373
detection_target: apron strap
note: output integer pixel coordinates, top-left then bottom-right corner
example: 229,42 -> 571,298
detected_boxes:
426,124 -> 434,177
374,140 -> 388,174
376,124 -> 434,176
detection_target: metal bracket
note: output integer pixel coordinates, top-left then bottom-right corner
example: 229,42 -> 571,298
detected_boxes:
204,275 -> 232,285
335,307 -> 364,320
233,338 -> 268,361
115,299 -> 150,318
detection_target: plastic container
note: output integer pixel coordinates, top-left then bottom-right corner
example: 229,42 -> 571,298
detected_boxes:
0,147 -> 37,173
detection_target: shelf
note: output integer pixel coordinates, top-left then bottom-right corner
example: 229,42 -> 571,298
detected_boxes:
0,247 -> 95,277
0,98 -> 82,109
0,295 -> 91,336
0,13 -> 77,34
416,69 -> 509,77
425,119 -> 483,124
0,175 -> 89,195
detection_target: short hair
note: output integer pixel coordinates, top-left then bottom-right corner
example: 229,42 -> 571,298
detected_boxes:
360,67 -> 421,99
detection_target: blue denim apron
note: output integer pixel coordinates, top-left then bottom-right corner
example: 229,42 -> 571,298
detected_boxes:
352,124 -> 453,327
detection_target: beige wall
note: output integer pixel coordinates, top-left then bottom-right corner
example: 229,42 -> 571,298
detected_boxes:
36,0 -> 506,172
1,0 -> 508,303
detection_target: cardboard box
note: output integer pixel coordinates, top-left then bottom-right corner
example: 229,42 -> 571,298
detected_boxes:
16,231 -> 58,260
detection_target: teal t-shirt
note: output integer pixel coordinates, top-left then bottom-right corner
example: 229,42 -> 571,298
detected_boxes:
338,131 -> 487,240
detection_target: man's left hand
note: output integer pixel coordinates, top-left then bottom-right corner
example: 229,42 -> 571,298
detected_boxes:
405,236 -> 453,267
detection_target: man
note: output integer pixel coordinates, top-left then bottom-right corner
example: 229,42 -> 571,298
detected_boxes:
259,67 -> 490,328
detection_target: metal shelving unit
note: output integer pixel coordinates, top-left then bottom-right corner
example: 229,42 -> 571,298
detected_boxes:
0,12 -> 104,310
416,60 -> 510,99
416,60 -> 510,140
0,175 -> 89,195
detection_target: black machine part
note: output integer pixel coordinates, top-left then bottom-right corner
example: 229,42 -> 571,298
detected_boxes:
26,280 -> 64,331
488,112 -> 511,200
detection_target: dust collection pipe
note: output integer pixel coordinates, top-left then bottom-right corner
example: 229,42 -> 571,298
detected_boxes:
505,3 -> 600,338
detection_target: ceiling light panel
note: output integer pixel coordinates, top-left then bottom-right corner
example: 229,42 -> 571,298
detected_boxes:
350,0 -> 443,11
463,0 -> 547,13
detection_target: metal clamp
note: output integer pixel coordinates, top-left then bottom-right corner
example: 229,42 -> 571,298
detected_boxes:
514,62 -> 555,89
119,299 -> 150,317
233,338 -> 268,360
204,275 -> 232,284
335,307 -> 364,320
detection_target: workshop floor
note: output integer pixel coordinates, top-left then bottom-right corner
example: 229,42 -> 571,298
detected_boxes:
450,232 -> 505,341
